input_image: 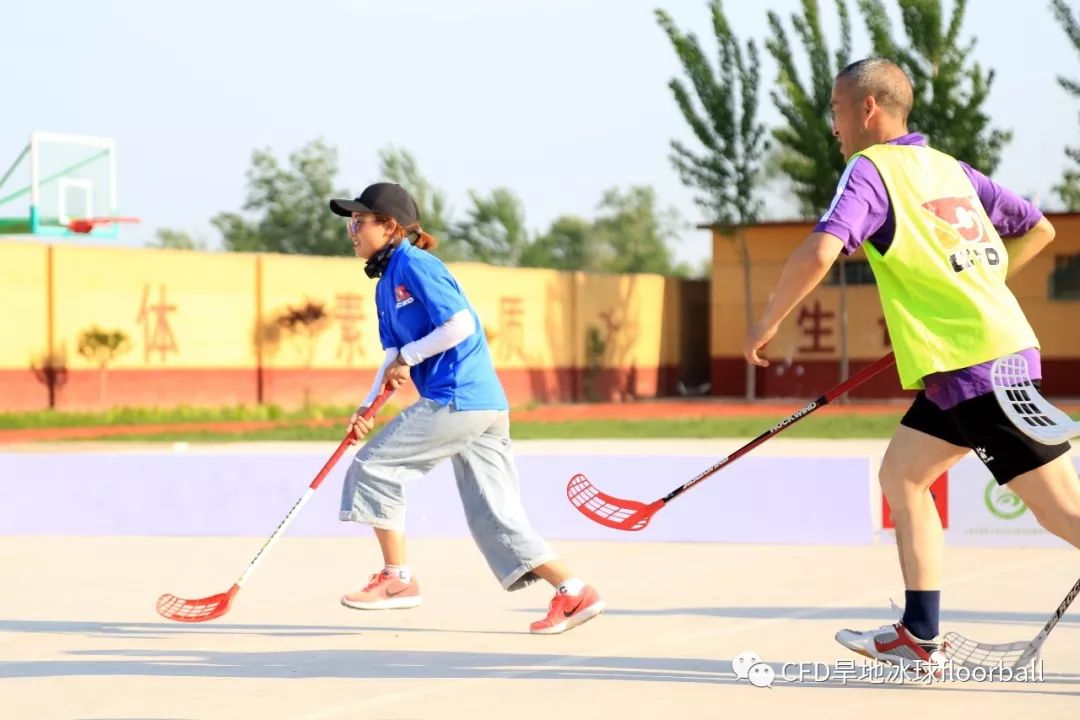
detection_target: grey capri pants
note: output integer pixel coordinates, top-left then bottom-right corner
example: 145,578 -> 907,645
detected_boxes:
341,398 -> 556,591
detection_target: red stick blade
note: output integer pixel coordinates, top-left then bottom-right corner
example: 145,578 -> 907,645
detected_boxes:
567,473 -> 661,531
156,585 -> 238,623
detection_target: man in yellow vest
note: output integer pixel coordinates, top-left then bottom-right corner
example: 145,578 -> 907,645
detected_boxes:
744,57 -> 1079,670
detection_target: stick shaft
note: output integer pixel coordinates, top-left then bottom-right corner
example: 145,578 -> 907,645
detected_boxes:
233,386 -> 394,588
1031,575 -> 1080,647
661,353 -> 896,503
236,487 -> 318,587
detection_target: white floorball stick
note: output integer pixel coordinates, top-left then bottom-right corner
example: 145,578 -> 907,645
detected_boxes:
991,354 -> 1080,445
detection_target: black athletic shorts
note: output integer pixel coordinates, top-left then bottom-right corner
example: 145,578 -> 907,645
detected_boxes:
900,381 -> 1072,485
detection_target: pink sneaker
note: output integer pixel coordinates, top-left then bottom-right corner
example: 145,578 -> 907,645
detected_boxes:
530,585 -> 605,635
341,570 -> 422,610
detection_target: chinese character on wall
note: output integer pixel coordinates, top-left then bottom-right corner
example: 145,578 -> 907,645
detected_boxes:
334,293 -> 366,363
797,300 -> 835,353
136,284 -> 178,363
497,296 -> 526,360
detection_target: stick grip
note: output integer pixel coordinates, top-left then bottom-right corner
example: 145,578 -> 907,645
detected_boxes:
309,384 -> 395,491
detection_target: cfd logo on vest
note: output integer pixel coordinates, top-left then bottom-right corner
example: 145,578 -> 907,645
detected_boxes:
921,196 -> 1001,274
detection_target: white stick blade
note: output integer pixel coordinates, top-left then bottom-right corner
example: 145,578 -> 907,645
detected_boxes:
943,631 -> 1038,670
991,354 -> 1080,445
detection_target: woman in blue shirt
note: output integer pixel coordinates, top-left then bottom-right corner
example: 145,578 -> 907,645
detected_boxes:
329,182 -> 604,634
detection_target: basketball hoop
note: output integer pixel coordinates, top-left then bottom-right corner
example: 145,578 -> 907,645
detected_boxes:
67,216 -> 141,234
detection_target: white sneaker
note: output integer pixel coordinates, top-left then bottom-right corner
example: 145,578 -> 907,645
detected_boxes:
836,622 -> 947,676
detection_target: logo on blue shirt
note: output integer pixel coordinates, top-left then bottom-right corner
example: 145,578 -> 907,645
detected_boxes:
394,284 -> 415,309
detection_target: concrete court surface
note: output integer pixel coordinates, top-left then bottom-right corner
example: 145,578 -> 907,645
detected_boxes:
2,535 -> 1079,720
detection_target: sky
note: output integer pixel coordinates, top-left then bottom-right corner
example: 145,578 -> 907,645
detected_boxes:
2,0 -> 1078,268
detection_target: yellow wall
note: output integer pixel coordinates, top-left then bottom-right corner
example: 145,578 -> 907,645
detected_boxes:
51,245 -> 258,369
2,242 -> 686,409
450,263 -> 580,369
0,242 -> 49,367
574,273 -> 682,368
710,214 -> 1080,362
260,253 -> 381,369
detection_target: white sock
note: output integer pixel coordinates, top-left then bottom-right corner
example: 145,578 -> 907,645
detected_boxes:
384,564 -> 412,583
557,577 -> 585,596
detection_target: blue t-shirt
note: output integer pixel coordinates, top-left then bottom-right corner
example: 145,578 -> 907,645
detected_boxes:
375,241 -> 508,411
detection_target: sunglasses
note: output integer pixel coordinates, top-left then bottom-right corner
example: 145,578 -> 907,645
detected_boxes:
346,216 -> 381,235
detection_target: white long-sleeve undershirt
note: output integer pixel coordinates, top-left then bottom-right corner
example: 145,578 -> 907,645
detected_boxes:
399,308 -> 475,366
361,309 -> 476,406
362,348 -> 399,407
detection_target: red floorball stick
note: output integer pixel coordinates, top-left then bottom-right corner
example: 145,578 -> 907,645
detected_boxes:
156,386 -> 394,622
567,353 -> 897,531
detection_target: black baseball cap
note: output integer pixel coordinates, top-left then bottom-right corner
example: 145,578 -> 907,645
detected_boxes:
329,182 -> 420,226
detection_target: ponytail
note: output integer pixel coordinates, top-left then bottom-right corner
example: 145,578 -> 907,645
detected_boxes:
376,213 -> 439,252
411,228 -> 438,251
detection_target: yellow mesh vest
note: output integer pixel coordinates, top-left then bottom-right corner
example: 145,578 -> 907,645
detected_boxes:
853,143 -> 1039,390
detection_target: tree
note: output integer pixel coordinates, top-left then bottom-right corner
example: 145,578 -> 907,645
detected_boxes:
77,326 -> 131,403
213,139 -> 351,255
657,1 -> 767,230
378,145 -> 472,260
766,0 -> 853,217
1051,0 -> 1080,210
858,0 -> 1012,174
767,0 -> 1012,216
591,186 -> 682,275
453,187 -> 530,266
658,0 -> 769,398
519,215 -> 605,271
30,348 -> 67,410
147,228 -> 207,251
273,300 -> 330,369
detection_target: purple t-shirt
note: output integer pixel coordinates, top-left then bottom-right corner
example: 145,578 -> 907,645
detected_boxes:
813,133 -> 1044,410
